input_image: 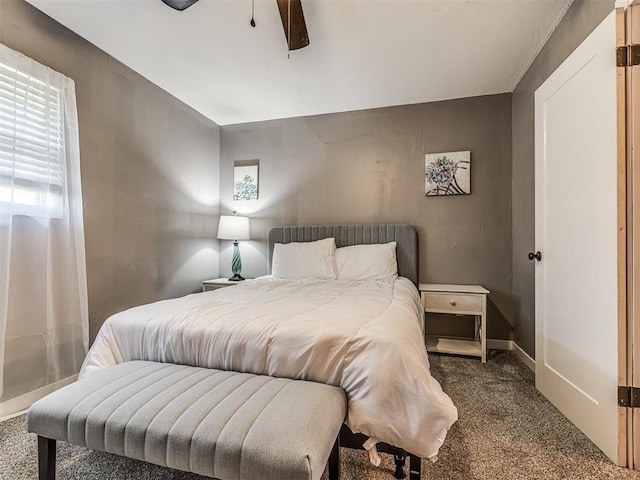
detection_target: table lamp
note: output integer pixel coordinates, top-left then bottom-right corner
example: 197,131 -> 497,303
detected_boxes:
217,212 -> 250,281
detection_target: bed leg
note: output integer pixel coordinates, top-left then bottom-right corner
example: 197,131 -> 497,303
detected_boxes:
328,434 -> 340,480
409,454 -> 421,480
37,436 -> 56,480
393,454 -> 406,479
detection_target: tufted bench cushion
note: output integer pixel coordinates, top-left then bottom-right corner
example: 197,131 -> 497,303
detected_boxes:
27,361 -> 347,480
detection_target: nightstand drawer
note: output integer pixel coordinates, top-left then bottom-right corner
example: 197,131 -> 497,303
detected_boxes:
422,292 -> 482,313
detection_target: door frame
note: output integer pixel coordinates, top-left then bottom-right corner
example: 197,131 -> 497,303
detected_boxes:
618,1 -> 640,469
616,5 -> 629,469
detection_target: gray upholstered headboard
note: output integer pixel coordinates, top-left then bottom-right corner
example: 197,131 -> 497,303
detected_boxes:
267,224 -> 418,285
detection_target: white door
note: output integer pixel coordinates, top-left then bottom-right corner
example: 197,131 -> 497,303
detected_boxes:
535,11 -> 619,462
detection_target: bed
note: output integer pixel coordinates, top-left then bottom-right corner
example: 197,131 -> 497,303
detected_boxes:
80,224 -> 457,468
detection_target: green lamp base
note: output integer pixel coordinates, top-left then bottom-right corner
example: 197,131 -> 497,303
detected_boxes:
229,241 -> 245,281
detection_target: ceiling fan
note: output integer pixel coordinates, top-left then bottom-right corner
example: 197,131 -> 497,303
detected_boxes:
161,0 -> 309,50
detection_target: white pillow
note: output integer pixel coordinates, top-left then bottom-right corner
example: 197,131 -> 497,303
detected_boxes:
272,238 -> 337,280
335,242 -> 398,281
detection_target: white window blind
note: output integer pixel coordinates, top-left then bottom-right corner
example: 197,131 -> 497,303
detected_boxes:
0,58 -> 66,217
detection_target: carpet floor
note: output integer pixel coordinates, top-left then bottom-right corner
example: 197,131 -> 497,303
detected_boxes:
1,351 -> 638,480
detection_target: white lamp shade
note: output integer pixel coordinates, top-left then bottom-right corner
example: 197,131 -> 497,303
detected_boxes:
217,215 -> 250,240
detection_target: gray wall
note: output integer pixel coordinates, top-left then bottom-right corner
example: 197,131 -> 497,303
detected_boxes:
1,0 -> 221,340
3,0 -> 610,351
221,94 -> 513,340
511,0 -> 614,357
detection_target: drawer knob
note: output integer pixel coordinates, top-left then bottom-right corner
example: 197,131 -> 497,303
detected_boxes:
450,300 -> 456,306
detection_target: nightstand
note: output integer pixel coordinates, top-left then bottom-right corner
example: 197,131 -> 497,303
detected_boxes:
201,278 -> 248,292
419,283 -> 490,363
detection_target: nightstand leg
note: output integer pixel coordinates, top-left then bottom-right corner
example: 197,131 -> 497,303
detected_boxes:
481,297 -> 487,363
474,315 -> 480,341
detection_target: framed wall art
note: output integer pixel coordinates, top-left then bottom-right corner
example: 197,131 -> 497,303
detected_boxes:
424,151 -> 471,196
233,160 -> 259,201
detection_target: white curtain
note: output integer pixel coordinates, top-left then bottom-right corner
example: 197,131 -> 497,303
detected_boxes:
0,43 -> 88,417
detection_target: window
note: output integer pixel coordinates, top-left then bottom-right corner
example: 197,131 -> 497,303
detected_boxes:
0,43 -> 87,415
0,58 -> 66,217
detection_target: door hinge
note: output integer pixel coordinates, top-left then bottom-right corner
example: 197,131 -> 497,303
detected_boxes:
617,45 -> 640,67
618,386 -> 640,407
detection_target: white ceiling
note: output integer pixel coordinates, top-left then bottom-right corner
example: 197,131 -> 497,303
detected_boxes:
25,0 -> 572,126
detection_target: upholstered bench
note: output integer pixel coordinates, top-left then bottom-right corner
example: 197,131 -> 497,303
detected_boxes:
27,361 -> 347,480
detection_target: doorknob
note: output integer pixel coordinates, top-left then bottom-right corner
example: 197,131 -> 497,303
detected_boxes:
528,251 -> 542,261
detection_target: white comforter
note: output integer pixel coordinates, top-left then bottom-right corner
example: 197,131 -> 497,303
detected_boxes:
80,276 -> 457,459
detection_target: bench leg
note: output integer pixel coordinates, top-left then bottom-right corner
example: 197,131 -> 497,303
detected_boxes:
328,434 -> 340,480
37,436 -> 56,480
393,454 -> 406,479
409,454 -> 421,480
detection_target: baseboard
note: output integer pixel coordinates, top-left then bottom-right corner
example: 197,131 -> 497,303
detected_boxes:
0,408 -> 28,423
0,374 -> 77,421
486,339 -> 535,371
512,342 -> 535,371
487,339 -> 513,351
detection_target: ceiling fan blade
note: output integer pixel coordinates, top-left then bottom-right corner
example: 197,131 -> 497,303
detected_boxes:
161,0 -> 200,11
276,0 -> 310,50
